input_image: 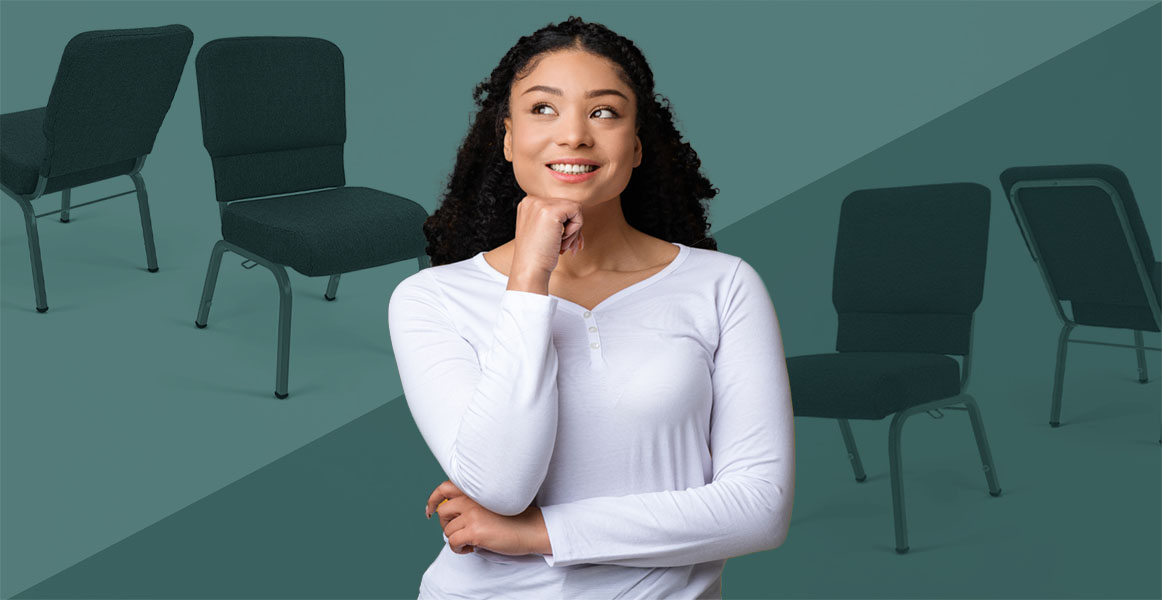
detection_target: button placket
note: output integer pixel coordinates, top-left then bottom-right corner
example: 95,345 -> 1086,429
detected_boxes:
583,310 -> 601,351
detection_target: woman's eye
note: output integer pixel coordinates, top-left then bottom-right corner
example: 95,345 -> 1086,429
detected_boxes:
530,104 -> 618,119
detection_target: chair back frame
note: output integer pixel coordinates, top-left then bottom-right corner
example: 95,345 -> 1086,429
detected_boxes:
1008,177 -> 1162,333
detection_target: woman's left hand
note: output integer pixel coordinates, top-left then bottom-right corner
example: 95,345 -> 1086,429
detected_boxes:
426,479 -> 550,556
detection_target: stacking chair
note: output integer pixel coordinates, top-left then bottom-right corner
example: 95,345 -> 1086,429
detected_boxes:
193,37 -> 430,399
1000,164 -> 1161,442
0,25 -> 193,312
785,183 -> 1002,553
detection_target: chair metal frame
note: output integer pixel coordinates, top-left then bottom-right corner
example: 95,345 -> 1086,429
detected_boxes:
1,154 -> 159,312
1007,177 -> 1161,442
835,321 -> 1002,553
194,195 -> 430,399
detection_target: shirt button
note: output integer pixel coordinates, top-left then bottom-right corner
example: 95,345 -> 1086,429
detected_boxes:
588,326 -> 597,332
590,342 -> 600,349
583,311 -> 592,318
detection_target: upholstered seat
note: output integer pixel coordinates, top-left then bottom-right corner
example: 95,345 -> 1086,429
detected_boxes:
0,25 -> 193,312
221,186 -> 428,277
783,182 -> 1001,553
192,36 -> 430,399
787,352 -> 962,420
1000,163 -> 1161,438
0,108 -> 138,196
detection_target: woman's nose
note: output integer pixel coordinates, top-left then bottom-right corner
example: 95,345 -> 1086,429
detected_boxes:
556,111 -> 593,147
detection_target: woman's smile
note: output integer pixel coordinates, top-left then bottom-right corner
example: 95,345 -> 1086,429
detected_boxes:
546,162 -> 601,182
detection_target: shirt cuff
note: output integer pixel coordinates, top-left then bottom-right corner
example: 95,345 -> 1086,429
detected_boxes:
501,288 -> 560,313
539,503 -> 568,567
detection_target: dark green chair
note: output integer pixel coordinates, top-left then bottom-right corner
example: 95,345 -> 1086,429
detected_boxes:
192,37 -> 430,399
0,25 -> 193,312
1000,164 -> 1160,442
786,183 -> 1002,554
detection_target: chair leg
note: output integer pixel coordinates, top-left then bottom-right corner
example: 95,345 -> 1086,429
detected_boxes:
194,240 -> 228,328
12,196 -> 49,312
837,419 -> 867,482
272,264 -> 293,400
1134,330 -> 1148,383
1050,324 -> 1074,427
130,172 -> 159,272
60,188 -> 71,223
887,410 -> 911,554
194,240 -> 294,399
324,274 -> 341,301
961,394 -> 1002,496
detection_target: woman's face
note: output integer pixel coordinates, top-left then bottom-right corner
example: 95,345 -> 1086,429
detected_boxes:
503,49 -> 641,206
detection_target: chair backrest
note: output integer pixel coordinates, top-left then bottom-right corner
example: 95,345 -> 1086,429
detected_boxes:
832,183 -> 991,356
42,25 -> 193,178
999,164 -> 1159,328
195,37 -> 346,202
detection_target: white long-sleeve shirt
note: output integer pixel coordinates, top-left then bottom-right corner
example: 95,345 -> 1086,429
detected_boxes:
387,242 -> 795,599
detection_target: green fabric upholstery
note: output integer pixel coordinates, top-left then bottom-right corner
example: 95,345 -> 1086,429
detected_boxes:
0,25 -> 192,196
195,37 -> 346,202
220,186 -> 429,277
1000,164 -> 1160,331
1071,261 -> 1161,331
787,353 -> 962,420
1,108 -> 137,195
832,183 -> 991,356
42,25 -> 193,178
786,183 -> 988,423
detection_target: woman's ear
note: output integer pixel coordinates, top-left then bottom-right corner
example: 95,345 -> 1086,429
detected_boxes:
633,133 -> 642,168
503,117 -> 513,162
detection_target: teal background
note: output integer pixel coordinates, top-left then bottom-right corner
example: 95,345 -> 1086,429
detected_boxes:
1,0 -> 1159,598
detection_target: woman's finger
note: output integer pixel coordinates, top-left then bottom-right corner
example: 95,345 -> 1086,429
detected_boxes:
560,231 -> 579,255
445,512 -> 473,553
561,218 -> 582,241
426,480 -> 464,518
448,528 -> 475,554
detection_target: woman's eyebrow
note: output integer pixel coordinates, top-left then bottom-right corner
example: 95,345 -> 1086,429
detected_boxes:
521,85 -> 628,100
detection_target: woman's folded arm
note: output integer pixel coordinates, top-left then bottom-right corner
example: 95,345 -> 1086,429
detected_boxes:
539,258 -> 795,568
389,272 -> 562,516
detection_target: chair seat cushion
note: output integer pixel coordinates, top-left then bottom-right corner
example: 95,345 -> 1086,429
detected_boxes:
220,186 -> 429,277
1071,260 -> 1161,332
786,352 -> 962,420
1,107 -> 137,196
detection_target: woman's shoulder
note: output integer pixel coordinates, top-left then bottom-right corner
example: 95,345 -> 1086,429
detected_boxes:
675,242 -> 747,279
390,252 -> 492,307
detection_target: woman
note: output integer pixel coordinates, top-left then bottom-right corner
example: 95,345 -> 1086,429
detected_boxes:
388,16 -> 794,599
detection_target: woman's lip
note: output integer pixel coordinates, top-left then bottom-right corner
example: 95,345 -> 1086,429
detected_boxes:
546,165 -> 600,182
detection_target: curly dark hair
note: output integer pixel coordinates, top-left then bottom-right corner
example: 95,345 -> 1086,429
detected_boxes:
422,16 -> 719,266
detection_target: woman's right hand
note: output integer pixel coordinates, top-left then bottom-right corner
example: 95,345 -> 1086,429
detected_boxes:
507,195 -> 584,291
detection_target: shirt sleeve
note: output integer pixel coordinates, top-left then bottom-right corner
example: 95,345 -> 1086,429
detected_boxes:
537,258 -> 795,568
388,271 -> 562,516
